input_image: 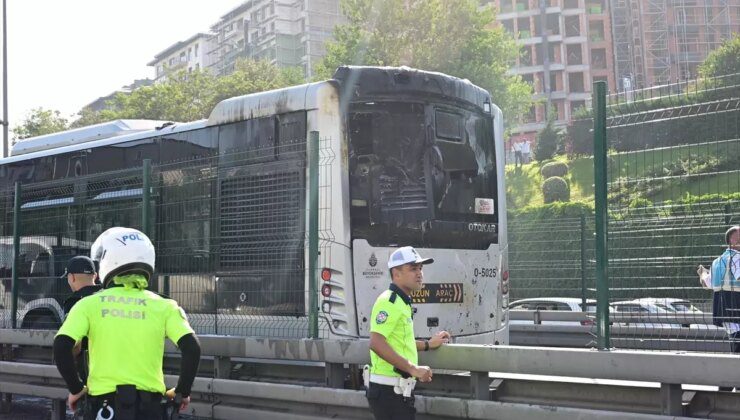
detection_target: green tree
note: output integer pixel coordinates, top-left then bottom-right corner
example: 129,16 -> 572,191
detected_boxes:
533,116 -> 561,161
699,35 -> 740,78
12,108 -> 68,140
315,0 -> 531,120
71,59 -> 304,127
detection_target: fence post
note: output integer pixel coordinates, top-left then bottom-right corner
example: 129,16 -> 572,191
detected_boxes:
308,131 -> 320,339
580,212 -> 587,312
593,81 -> 610,349
142,159 -> 152,237
10,182 -> 21,329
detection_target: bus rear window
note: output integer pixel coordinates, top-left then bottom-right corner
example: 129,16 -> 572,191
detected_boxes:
435,110 -> 463,142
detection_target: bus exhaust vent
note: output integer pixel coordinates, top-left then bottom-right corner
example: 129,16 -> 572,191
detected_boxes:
378,174 -> 431,223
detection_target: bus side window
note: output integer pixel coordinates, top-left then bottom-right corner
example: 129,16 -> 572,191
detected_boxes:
30,252 -> 51,277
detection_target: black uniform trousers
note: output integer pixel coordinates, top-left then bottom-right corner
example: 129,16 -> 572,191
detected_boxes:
83,390 -> 164,420
366,383 -> 416,420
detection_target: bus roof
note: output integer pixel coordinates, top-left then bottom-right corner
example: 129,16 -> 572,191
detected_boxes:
0,81 -> 336,166
11,119 -> 173,157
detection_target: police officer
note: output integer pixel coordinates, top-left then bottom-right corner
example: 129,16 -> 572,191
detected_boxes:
53,227 -> 201,420
62,255 -> 102,314
60,255 -> 102,418
366,246 -> 451,420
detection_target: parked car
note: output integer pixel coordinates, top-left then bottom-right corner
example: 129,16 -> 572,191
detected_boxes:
631,298 -> 701,313
611,299 -> 695,328
508,297 -> 597,326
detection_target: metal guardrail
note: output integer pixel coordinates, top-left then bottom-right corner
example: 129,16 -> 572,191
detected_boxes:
509,310 -> 718,325
2,329 -> 740,418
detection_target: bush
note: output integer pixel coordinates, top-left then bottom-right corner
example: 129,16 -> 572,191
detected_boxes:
566,118 -> 593,156
534,118 -> 561,161
542,176 -> 570,203
540,162 -> 569,179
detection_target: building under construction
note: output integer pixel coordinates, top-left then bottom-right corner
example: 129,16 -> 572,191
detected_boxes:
610,0 -> 740,91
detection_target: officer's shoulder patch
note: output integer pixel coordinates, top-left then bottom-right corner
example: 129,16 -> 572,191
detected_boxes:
375,310 -> 389,324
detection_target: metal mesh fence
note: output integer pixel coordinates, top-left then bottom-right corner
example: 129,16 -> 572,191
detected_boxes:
509,215 -> 595,303
604,73 -> 740,351
509,73 -> 740,352
2,135 -> 334,339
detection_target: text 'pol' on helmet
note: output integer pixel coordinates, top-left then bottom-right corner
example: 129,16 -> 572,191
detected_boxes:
90,227 -> 155,287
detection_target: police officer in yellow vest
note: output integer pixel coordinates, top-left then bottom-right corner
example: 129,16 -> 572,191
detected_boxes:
366,246 -> 451,420
53,227 -> 201,420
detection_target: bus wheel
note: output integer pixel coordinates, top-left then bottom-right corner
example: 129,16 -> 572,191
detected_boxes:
26,314 -> 60,330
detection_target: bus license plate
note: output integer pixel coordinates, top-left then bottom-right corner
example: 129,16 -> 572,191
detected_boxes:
410,283 -> 464,304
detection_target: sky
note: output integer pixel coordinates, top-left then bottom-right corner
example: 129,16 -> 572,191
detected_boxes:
3,0 -> 246,134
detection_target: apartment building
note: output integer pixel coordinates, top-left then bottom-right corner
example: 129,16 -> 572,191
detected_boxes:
489,0 -> 616,144
148,33 -> 214,82
611,0 -> 740,90
149,1 -> 343,80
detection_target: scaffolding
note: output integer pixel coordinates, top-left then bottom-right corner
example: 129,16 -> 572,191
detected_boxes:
672,0 -> 736,81
610,0 -> 739,88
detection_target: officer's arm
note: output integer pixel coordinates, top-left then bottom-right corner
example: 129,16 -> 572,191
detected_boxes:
174,333 -> 201,397
53,334 -> 85,394
369,332 -> 416,376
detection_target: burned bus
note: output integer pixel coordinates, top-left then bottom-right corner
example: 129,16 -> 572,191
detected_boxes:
0,66 -> 509,343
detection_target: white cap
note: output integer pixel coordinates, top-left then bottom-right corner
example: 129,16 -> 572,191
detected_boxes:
387,246 -> 434,269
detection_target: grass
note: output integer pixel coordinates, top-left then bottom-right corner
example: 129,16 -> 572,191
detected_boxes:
505,138 -> 740,210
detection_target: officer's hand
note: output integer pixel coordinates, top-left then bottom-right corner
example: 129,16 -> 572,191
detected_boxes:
67,385 -> 87,411
166,388 -> 190,412
429,331 -> 451,349
72,341 -> 82,357
411,365 -> 433,383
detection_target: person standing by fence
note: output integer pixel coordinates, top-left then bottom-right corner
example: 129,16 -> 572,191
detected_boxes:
365,246 -> 451,420
698,225 -> 740,354
53,227 -> 201,419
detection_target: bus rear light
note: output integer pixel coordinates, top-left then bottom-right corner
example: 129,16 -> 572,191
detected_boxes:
321,268 -> 332,281
322,301 -> 331,313
581,319 -> 595,326
321,284 -> 332,297
502,270 -> 509,282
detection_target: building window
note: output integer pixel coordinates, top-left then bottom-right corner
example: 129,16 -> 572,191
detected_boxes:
550,72 -> 560,91
195,44 -> 199,57
569,72 -> 585,92
180,52 -> 186,62
589,21 -> 605,41
517,17 -> 530,38
516,0 -> 528,11
546,14 -> 560,35
570,100 -> 586,115
565,15 -> 580,37
520,46 -> 533,66
502,19 -> 514,34
564,0 -> 579,8
591,48 -> 607,69
195,63 -> 200,71
567,44 -> 582,65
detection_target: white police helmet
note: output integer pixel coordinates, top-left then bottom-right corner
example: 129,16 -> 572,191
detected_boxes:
90,227 -> 155,286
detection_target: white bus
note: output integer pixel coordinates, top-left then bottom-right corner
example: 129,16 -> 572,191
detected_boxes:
0,66 -> 509,344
